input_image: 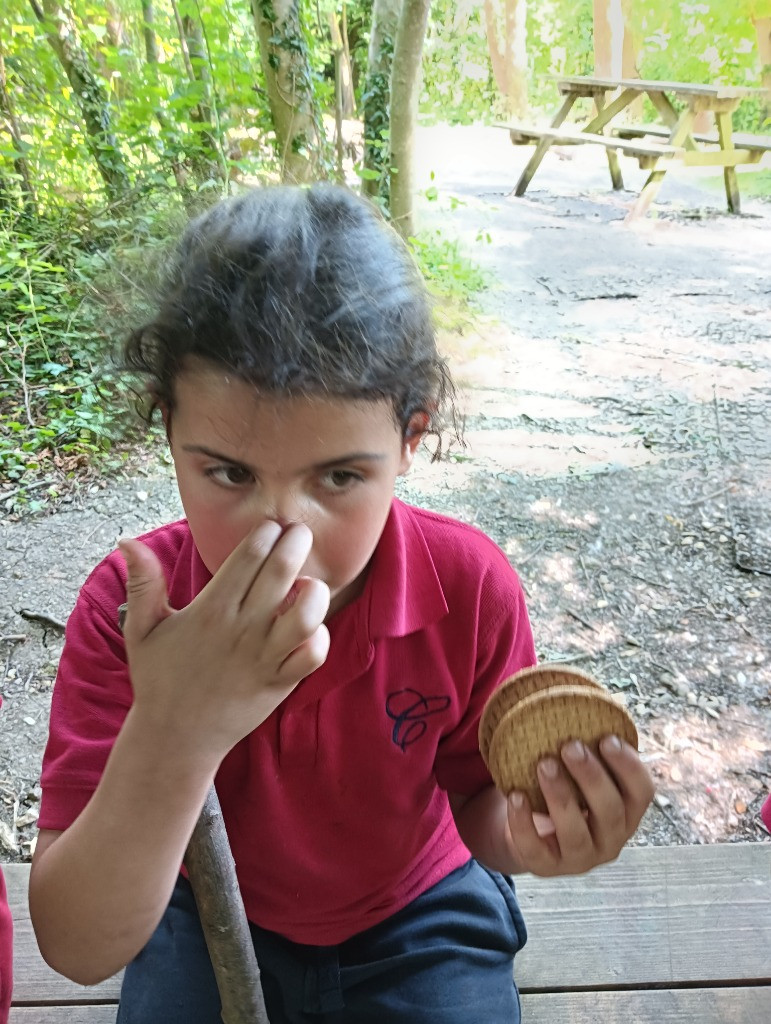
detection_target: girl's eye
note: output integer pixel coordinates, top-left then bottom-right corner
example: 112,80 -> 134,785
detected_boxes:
321,468 -> 363,491
205,464 -> 253,487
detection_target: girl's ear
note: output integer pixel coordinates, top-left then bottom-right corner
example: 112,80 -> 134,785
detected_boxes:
160,404 -> 172,439
399,412 -> 429,474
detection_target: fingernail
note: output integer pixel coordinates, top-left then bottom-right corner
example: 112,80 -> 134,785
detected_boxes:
601,735 -> 623,755
539,758 -> 559,779
563,740 -> 586,762
509,792 -> 524,810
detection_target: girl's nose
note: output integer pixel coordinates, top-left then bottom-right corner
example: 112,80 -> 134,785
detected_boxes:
261,490 -> 308,530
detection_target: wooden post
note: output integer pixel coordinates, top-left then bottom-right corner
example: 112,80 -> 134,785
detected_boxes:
512,93 -> 577,197
625,105 -> 694,222
715,110 -> 740,214
594,92 -> 624,190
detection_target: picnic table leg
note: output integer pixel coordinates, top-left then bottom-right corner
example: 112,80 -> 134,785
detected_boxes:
645,91 -> 698,151
511,94 -> 576,197
715,110 -> 741,213
625,105 -> 695,223
594,93 -> 623,190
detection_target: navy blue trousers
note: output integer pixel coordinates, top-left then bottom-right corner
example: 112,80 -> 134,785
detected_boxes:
117,859 -> 527,1023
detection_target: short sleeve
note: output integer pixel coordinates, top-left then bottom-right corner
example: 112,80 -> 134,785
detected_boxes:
39,571 -> 132,832
433,562 -> 536,795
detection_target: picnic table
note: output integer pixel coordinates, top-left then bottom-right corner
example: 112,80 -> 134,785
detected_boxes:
6,841 -> 771,1021
500,75 -> 771,220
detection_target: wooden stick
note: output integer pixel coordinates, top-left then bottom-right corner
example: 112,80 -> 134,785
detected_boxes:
117,604 -> 269,1022
184,787 -> 269,1024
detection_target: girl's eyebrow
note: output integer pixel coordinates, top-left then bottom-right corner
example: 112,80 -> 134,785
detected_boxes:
181,444 -> 387,472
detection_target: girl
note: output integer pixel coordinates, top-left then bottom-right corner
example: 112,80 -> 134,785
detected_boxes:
30,184 -> 654,1023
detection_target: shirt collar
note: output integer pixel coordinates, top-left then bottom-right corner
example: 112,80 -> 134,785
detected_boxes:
366,499 -> 449,639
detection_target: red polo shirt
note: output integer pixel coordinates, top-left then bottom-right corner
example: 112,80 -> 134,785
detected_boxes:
40,499 -> 536,944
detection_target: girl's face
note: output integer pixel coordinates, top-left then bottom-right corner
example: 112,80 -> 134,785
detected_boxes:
168,363 -> 423,618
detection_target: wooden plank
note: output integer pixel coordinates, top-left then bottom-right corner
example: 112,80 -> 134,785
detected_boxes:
520,987 -> 770,1024
682,149 -> 761,167
496,124 -> 683,157
614,125 -> 771,150
515,843 -> 771,990
4,864 -> 123,1004
553,76 -> 766,99
9,1007 -> 118,1024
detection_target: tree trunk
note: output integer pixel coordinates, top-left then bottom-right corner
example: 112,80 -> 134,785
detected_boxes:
389,0 -> 431,238
102,0 -> 129,100
754,17 -> 771,124
142,0 -> 160,64
0,39 -> 36,211
592,0 -> 642,118
28,0 -> 130,200
251,0 -> 324,184
171,0 -> 225,183
483,0 -> 528,118
362,0 -> 401,201
328,9 -> 355,117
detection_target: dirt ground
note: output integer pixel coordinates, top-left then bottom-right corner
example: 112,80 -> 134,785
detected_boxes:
1,125 -> 770,861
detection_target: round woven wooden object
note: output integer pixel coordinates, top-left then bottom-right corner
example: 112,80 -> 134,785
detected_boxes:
484,682 -> 638,814
478,664 -> 603,764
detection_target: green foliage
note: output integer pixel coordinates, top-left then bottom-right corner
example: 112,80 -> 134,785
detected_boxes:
421,1 -> 768,125
631,2 -> 768,130
421,0 -> 499,123
409,227 -> 489,331
0,217 -> 119,495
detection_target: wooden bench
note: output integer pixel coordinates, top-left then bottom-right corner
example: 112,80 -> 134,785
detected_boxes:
613,123 -> 771,155
6,842 -> 770,1022
497,122 -> 685,169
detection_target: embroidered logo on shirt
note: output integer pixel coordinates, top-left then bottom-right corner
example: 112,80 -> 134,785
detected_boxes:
385,689 -> 451,751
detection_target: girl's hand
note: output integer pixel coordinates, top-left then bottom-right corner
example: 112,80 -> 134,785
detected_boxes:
505,736 -> 655,876
119,521 -> 330,762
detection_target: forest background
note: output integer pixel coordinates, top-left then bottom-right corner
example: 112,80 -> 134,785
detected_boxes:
1,0 -> 770,508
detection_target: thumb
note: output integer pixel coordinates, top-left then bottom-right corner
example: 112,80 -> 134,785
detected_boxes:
118,538 -> 174,642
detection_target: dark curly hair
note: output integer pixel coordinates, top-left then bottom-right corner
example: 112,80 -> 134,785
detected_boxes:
124,184 -> 457,456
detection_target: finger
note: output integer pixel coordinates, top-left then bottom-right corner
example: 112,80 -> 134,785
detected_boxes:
118,539 -> 174,643
279,622 -> 331,683
538,756 -> 596,864
204,520 -> 285,610
560,740 -> 627,853
598,736 -> 656,830
239,523 -> 314,620
271,577 -> 330,659
506,791 -> 560,876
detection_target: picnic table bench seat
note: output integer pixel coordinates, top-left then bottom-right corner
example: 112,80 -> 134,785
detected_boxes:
496,122 -> 685,166
612,124 -> 771,151
6,842 -> 771,1022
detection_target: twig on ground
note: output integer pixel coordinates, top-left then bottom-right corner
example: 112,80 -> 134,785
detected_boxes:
566,607 -> 599,631
0,478 -> 57,503
682,485 -> 732,508
518,539 -> 547,565
19,609 -> 66,632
